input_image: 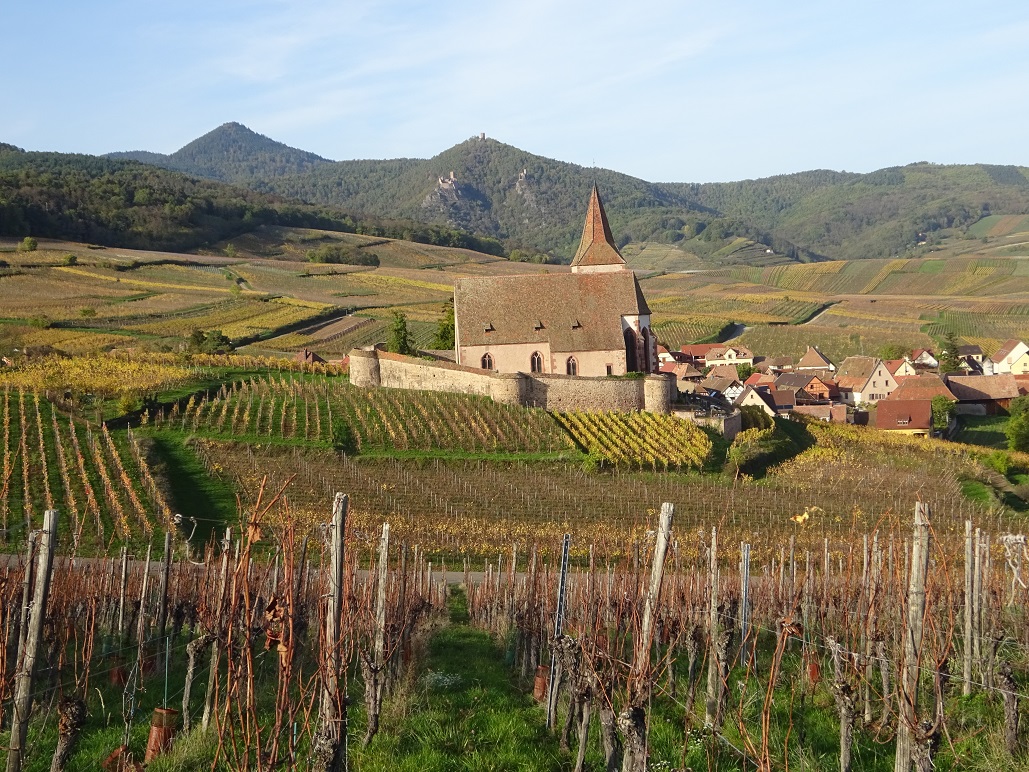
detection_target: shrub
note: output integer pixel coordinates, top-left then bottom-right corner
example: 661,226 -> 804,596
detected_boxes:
17,236 -> 37,252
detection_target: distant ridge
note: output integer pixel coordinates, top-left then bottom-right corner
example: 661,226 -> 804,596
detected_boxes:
86,124 -> 1029,263
107,122 -> 333,184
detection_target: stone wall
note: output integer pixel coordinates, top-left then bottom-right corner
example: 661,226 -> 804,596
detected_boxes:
348,348 -> 673,413
673,409 -> 742,441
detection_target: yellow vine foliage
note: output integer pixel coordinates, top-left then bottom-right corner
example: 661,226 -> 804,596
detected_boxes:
0,356 -> 193,397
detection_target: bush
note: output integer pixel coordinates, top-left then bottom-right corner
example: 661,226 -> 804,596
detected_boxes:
307,244 -> 379,266
62,253 -> 77,265
17,236 -> 37,252
118,393 -> 141,415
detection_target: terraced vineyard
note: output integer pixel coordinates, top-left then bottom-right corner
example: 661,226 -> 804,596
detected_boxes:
555,410 -> 713,470
0,387 -> 172,548
173,375 -> 575,454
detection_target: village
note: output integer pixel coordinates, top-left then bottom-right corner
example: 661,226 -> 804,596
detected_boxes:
658,338 -> 1026,436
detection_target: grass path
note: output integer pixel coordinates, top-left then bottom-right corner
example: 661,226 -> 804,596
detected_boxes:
353,590 -> 566,771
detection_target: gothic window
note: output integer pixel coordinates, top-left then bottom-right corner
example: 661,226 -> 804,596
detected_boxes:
530,351 -> 543,373
624,328 -> 638,372
481,353 -> 494,370
566,356 -> 578,376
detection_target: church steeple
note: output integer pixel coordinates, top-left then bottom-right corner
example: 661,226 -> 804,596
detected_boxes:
570,184 -> 626,273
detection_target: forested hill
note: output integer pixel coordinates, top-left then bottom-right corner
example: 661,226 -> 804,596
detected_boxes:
662,163 -> 1029,259
103,123 -> 1029,262
0,145 -> 505,255
107,122 -> 333,185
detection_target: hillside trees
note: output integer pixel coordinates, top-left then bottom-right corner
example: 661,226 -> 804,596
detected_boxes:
386,312 -> 413,355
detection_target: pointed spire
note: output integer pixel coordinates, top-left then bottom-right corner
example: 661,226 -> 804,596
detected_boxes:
570,184 -> 626,272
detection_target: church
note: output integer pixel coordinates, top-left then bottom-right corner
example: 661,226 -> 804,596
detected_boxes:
454,186 -> 657,377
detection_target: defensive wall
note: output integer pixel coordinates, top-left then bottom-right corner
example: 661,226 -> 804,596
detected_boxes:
348,348 -> 675,414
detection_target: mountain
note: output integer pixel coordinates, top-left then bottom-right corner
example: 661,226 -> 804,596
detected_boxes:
0,145 -> 504,255
107,122 -> 333,185
106,124 -> 1029,263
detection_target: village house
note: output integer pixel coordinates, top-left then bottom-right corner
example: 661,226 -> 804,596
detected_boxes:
699,376 -> 745,404
679,343 -> 718,367
911,349 -> 939,368
754,355 -> 794,374
796,346 -> 836,372
833,356 -> 898,405
993,340 -> 1029,374
705,345 -> 754,368
707,364 -> 743,381
883,359 -> 918,378
875,400 -> 933,436
773,372 -> 836,403
453,186 -> 656,377
958,344 -> 984,363
659,361 -> 705,393
884,373 -> 956,402
944,374 -> 1020,415
734,385 -> 777,417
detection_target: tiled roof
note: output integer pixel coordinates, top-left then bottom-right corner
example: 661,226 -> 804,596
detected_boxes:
994,339 -> 1022,361
455,271 -> 649,352
958,344 -> 983,357
876,400 -> 932,430
570,185 -> 626,269
774,373 -> 820,391
769,388 -> 795,407
708,364 -> 741,380
946,374 -> 1020,401
797,346 -> 834,369
834,356 -> 881,390
886,374 -> 955,401
680,343 -> 718,358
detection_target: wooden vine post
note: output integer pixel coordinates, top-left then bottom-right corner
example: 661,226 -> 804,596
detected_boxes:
314,493 -> 348,771
894,503 -> 931,772
546,533 -> 571,731
619,502 -> 674,772
361,522 -> 390,748
705,526 -> 720,728
6,509 -> 58,772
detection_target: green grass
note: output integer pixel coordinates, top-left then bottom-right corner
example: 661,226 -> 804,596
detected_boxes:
143,432 -> 238,542
352,588 -> 563,771
954,415 -> 1010,449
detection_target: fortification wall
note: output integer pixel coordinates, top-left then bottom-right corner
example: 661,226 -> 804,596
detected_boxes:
347,349 -> 673,414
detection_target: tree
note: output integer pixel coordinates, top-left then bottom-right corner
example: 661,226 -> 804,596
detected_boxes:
386,311 -> 412,355
877,343 -> 907,361
1009,394 -> 1029,420
18,236 -> 37,252
938,330 -> 961,373
431,301 -> 455,350
930,396 -> 955,431
736,363 -> 756,382
1006,411 -> 1029,452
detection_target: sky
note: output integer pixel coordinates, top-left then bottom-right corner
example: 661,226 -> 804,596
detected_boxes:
4,0 -> 1029,183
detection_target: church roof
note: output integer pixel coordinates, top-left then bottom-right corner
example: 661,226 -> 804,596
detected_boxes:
455,271 -> 649,353
570,185 -> 626,269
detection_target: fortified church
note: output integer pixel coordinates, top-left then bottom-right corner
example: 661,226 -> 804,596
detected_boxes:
454,186 -> 657,378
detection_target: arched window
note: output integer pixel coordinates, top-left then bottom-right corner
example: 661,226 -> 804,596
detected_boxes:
641,327 -> 653,372
481,352 -> 494,370
566,356 -> 578,376
624,328 -> 639,373
530,351 -> 543,373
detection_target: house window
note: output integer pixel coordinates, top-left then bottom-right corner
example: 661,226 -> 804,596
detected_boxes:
481,353 -> 493,370
566,356 -> 578,376
606,364 -> 613,376
530,351 -> 543,373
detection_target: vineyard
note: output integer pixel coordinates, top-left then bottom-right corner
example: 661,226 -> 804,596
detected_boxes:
171,375 -> 575,455
0,387 -> 172,549
555,410 -> 713,470
0,489 -> 1025,771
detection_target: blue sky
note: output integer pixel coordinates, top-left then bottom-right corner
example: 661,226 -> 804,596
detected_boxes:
5,0 -> 1028,182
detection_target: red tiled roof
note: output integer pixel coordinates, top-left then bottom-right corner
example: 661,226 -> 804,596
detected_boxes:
570,185 -> 626,269
946,375 -> 1020,401
994,339 -> 1024,361
455,271 -> 649,352
875,400 -> 932,430
680,343 -> 718,357
797,346 -> 834,370
886,374 -> 955,401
